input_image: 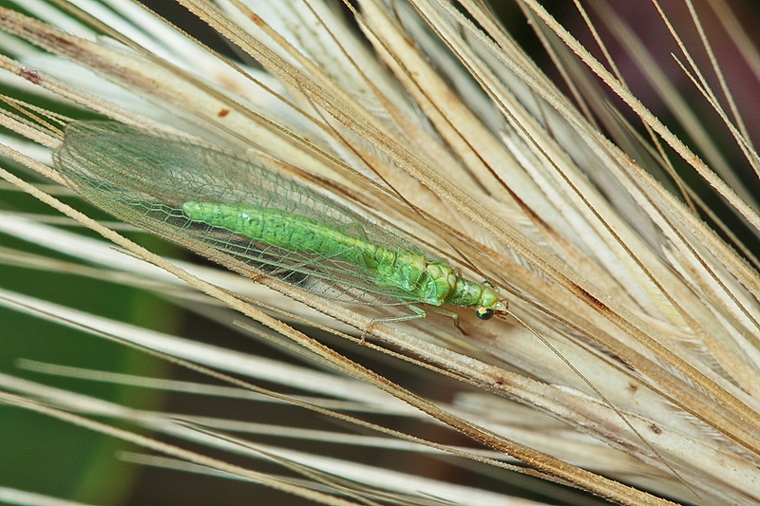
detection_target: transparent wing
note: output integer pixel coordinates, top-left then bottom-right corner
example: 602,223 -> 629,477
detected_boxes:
54,121 -> 425,306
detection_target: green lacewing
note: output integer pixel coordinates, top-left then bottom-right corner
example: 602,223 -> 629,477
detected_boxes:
54,121 -> 506,321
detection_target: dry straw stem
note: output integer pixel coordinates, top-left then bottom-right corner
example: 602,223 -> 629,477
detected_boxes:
0,390 -> 358,505
0,1 -> 758,504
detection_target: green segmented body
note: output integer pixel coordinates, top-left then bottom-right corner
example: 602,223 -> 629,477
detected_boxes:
182,202 -> 504,314
53,120 -> 506,320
